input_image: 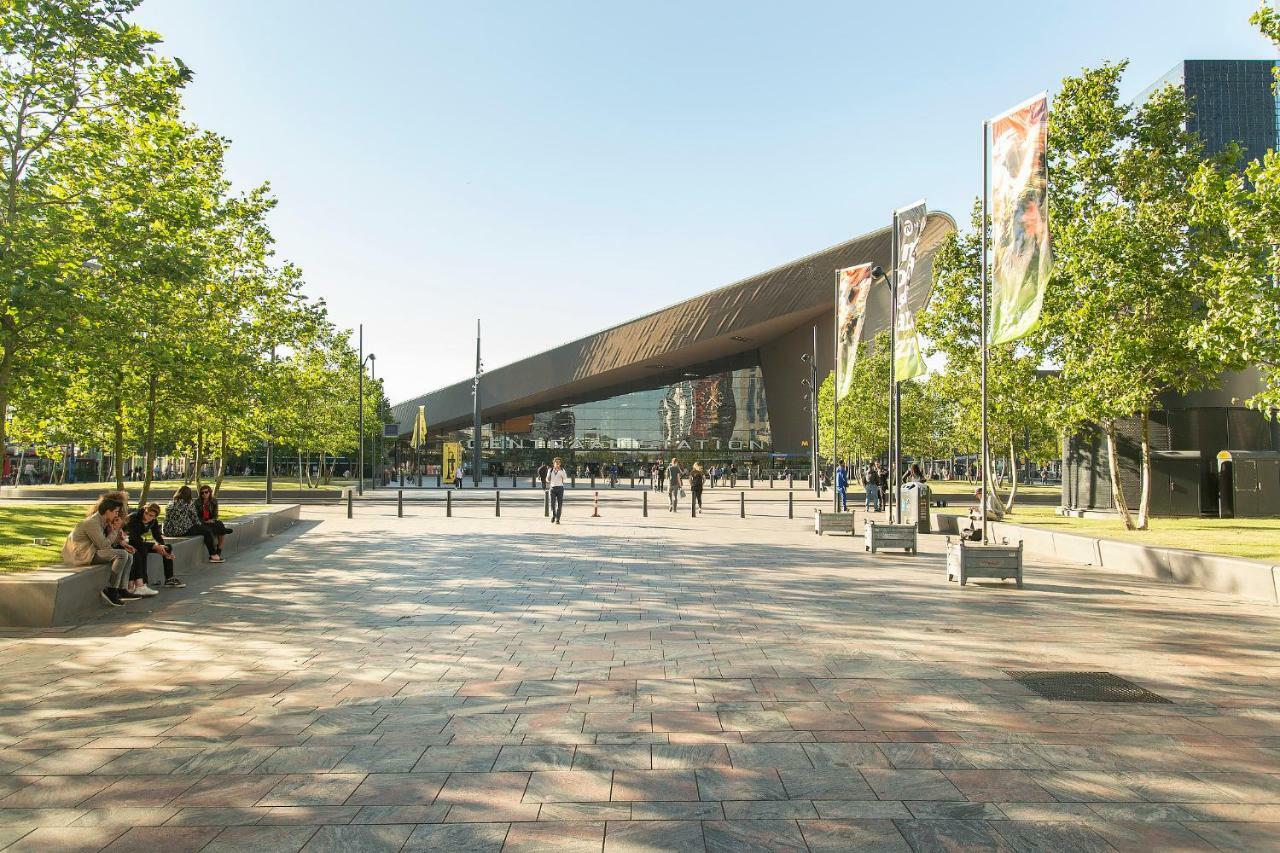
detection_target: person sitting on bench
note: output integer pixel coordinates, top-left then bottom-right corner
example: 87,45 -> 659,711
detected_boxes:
64,496 -> 135,607
127,502 -> 184,589
162,486 -> 221,563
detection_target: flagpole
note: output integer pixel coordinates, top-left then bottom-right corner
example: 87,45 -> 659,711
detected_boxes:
833,270 -> 840,512
888,210 -> 899,522
980,119 -> 990,545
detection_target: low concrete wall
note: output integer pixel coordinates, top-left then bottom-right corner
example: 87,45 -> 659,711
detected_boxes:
930,512 -> 1279,605
0,505 -> 302,628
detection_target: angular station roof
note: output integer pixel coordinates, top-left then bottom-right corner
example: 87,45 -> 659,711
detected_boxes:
391,213 -> 956,433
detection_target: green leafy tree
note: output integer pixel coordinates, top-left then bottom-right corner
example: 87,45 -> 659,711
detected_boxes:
0,0 -> 186,453
1038,62 -> 1240,529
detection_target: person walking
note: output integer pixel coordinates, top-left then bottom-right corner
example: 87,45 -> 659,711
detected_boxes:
546,457 -> 568,523
835,461 -> 849,512
537,462 -> 549,490
452,464 -> 463,490
666,457 -> 683,512
690,461 -> 705,513
656,462 -> 666,492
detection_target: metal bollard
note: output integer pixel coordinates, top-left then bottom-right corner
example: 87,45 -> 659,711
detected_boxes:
643,491 -> 648,517
347,489 -> 353,519
571,475 -> 576,489
788,474 -> 794,490
512,474 -> 517,488
740,491 -> 745,518
397,489 -> 403,518
436,474 -> 441,488
492,474 -> 497,488
788,491 -> 794,519
544,489 -> 550,516
590,475 -> 596,490
495,490 -> 501,517
446,490 -> 452,517
749,471 -> 754,488
770,472 -> 774,488
630,475 -> 634,489
691,492 -> 696,517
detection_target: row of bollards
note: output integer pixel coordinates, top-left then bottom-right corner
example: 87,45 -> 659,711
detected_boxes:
353,487 -> 808,520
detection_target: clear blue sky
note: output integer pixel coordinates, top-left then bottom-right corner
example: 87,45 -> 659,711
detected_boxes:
136,0 -> 1275,404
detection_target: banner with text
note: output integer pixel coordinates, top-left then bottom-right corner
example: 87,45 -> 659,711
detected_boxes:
894,200 -> 929,381
990,92 -> 1052,345
835,262 -> 874,401
442,441 -> 463,480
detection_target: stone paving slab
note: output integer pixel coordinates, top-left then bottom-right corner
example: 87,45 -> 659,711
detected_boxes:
0,499 -> 1278,851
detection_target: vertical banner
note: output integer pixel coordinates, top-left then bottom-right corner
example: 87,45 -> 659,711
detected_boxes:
990,92 -> 1052,345
834,262 -> 874,401
442,441 -> 462,481
410,405 -> 427,450
893,200 -> 929,381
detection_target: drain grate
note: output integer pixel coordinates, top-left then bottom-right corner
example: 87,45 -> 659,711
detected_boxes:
1005,671 -> 1171,704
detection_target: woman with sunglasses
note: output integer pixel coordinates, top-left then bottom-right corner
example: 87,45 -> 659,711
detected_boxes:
196,484 -> 233,558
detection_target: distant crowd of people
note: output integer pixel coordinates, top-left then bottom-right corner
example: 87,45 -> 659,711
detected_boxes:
64,484 -> 233,607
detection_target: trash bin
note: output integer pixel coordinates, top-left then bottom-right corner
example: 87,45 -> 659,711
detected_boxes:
899,482 -> 931,533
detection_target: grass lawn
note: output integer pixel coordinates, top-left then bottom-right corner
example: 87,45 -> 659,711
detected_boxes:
8,476 -> 351,493
941,502 -> 1280,563
0,504 -> 265,574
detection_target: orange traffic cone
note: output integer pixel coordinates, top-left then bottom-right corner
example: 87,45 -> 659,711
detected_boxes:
592,491 -> 601,517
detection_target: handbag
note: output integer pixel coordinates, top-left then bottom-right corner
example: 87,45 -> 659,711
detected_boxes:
679,488 -> 686,498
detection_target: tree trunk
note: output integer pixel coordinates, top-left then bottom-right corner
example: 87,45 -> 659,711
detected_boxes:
319,450 -> 327,487
297,450 -> 304,493
1136,409 -> 1152,531
984,444 -> 1007,519
1004,436 -> 1019,513
0,325 -> 14,461
113,397 -> 125,489
215,425 -> 228,495
1104,419 -> 1136,531
140,375 -> 158,506
193,427 -> 204,488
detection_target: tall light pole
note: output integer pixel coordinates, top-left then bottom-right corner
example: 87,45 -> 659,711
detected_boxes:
801,324 -> 820,497
472,319 -> 483,486
357,323 -> 376,495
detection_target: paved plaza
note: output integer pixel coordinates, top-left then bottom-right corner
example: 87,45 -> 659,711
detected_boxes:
0,494 -> 1278,852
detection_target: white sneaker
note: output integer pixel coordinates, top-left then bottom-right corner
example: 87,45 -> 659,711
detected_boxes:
209,555 -> 224,563
136,584 -> 160,597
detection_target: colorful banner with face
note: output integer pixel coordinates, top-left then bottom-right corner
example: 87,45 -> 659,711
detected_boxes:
894,201 -> 929,381
835,262 -> 874,401
990,93 -> 1052,345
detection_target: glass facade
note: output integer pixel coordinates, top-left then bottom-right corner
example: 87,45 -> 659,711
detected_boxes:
428,353 -> 776,476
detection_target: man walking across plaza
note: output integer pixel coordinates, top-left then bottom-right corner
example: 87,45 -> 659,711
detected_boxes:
547,457 -> 568,524
666,457 -> 683,512
537,462 -> 549,490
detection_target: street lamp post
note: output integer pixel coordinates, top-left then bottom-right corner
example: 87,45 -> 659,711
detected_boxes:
357,323 -> 376,496
801,325 -> 820,497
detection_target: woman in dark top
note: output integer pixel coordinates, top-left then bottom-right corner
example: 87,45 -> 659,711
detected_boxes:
196,484 -> 233,557
690,462 -> 706,513
163,485 -> 220,562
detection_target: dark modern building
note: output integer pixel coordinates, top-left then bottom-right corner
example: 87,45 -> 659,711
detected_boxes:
1064,60 -> 1280,517
390,215 -> 955,476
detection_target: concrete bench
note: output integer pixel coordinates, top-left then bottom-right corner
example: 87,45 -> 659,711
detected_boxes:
0,505 -> 301,628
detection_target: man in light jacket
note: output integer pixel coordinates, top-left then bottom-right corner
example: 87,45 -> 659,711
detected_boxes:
64,496 -> 134,607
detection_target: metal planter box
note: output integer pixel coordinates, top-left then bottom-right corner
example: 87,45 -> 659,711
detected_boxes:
946,538 -> 1024,587
814,510 -> 855,535
864,521 -> 917,554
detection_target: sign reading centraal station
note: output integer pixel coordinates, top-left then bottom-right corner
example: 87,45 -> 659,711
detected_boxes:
458,437 -> 771,452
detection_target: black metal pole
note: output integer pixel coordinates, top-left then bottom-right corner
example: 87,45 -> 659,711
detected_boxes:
981,120 -> 990,544
397,488 -> 403,517
446,489 -> 452,517
357,324 -> 364,496
740,491 -> 745,518
472,319 -> 483,487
